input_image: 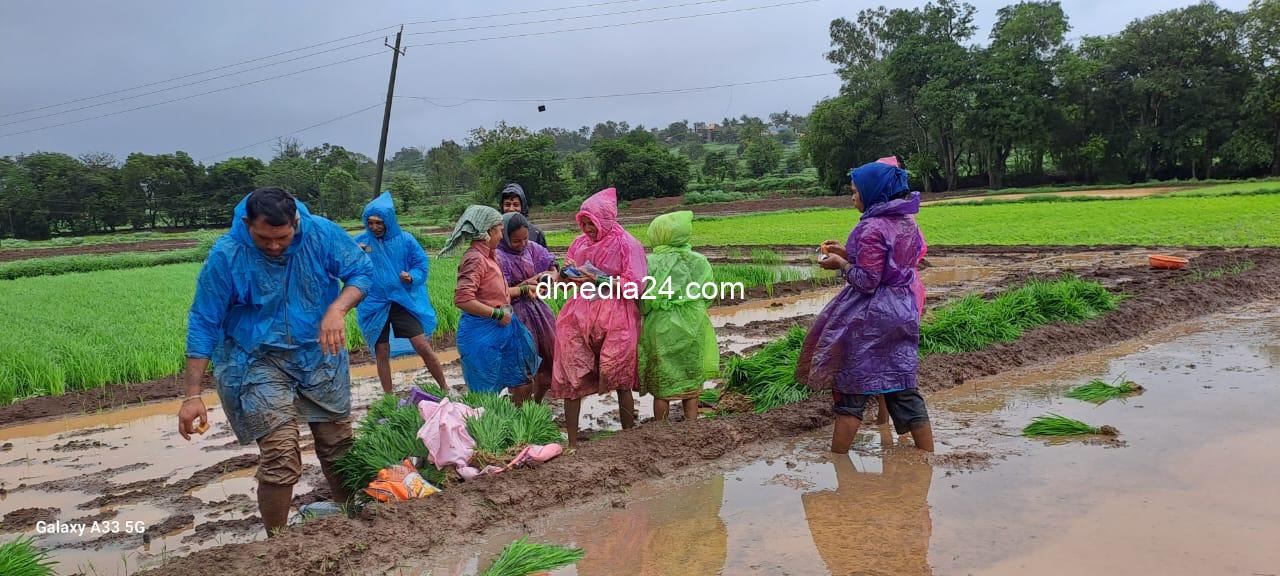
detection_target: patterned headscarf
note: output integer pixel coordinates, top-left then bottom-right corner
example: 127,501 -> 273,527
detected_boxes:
440,205 -> 503,257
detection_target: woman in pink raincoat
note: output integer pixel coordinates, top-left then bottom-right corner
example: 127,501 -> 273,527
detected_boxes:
551,188 -> 648,447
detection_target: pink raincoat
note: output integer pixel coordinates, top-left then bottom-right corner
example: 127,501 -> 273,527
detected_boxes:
550,188 -> 649,399
417,398 -> 481,469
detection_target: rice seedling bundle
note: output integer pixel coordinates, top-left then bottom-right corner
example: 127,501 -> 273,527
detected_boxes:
920,277 -> 1120,356
699,388 -> 722,405
462,394 -> 562,463
512,401 -> 563,446
1065,377 -> 1144,403
336,396 -> 441,494
0,537 -> 56,576
480,537 -> 585,576
723,326 -> 812,412
1021,413 -> 1118,437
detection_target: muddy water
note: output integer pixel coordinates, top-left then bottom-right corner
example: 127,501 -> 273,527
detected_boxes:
408,302 -> 1280,575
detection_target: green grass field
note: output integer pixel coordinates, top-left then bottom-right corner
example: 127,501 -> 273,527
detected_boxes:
546,193 -> 1280,247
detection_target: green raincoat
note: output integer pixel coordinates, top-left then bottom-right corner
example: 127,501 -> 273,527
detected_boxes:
638,211 -> 719,399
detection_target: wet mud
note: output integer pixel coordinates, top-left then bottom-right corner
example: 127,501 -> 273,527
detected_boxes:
0,238 -> 199,263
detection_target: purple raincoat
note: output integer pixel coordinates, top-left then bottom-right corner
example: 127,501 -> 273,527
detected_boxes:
796,192 -> 925,395
496,222 -> 558,377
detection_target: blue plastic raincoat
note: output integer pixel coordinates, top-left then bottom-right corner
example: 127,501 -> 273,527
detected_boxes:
354,192 -> 438,353
186,195 -> 374,444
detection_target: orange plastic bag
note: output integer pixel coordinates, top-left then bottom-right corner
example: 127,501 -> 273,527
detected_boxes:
363,458 -> 440,503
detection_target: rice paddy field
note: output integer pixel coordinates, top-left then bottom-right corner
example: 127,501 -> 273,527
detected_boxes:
545,192 -> 1280,247
4,179 -> 1280,576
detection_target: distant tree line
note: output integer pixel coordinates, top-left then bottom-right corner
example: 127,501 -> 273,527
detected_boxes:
804,0 -> 1280,192
1,111 -> 807,239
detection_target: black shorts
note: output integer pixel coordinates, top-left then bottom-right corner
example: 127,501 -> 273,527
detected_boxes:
376,303 -> 424,344
833,389 -> 930,435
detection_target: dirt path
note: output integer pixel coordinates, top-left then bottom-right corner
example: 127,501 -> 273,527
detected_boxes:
0,238 -> 199,262
923,186 -> 1179,205
133,247 -> 1280,576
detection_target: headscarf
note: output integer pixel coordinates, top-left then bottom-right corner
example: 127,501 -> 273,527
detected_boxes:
498,212 -> 530,255
850,160 -> 910,211
499,183 -> 531,216
440,205 -> 503,257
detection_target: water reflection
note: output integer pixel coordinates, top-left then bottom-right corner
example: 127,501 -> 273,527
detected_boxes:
802,444 -> 934,576
576,476 -> 728,575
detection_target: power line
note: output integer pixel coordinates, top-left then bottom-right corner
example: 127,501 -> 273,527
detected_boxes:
0,38 -> 385,128
0,50 -> 386,140
404,0 -> 731,37
398,72 -> 834,106
2,0 -> 658,120
0,26 -> 397,121
199,102 -> 385,162
403,0 -> 823,49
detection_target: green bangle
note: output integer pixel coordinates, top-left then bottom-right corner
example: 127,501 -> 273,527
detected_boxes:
490,307 -> 500,319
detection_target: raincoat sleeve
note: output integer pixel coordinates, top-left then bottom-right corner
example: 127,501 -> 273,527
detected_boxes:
845,224 -> 886,294
692,255 -> 715,304
406,235 -> 429,286
323,222 -> 374,295
615,237 -> 649,296
186,248 -> 234,359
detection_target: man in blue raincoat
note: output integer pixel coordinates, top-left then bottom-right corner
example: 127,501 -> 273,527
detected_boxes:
354,191 -> 449,395
177,188 -> 374,536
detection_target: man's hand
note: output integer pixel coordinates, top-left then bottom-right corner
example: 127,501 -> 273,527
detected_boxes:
178,398 -> 208,441
320,307 -> 347,355
400,271 -> 413,284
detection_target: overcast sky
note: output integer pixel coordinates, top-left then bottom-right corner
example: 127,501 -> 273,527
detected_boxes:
0,0 -> 1252,163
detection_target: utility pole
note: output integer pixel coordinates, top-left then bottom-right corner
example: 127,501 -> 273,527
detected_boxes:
373,25 -> 406,198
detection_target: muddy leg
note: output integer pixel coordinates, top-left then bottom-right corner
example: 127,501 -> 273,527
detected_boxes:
909,422 -> 935,453
682,398 -> 699,422
653,398 -> 670,421
831,415 -> 862,453
875,395 -> 889,425
565,398 -> 582,449
309,418 -> 354,503
618,389 -> 637,429
410,335 -> 449,394
374,342 -> 393,395
255,422 -> 302,536
257,482 -> 293,537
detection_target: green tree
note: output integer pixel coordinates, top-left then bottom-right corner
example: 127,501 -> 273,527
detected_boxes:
388,172 -> 427,213
1244,0 -> 1280,175
701,150 -> 736,182
205,157 -> 265,224
257,156 -> 320,202
319,167 -> 361,220
468,124 -> 566,205
743,137 -> 784,177
591,139 -> 691,199
120,152 -> 203,228
680,141 -> 707,163
424,140 -> 473,196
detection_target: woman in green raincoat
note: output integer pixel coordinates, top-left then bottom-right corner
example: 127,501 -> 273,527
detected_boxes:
638,211 -> 719,421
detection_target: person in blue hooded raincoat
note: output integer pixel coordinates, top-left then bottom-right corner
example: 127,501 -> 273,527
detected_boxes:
177,187 -> 374,537
354,192 -> 450,395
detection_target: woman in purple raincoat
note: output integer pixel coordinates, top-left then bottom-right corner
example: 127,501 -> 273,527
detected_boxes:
796,160 -> 935,454
495,212 -> 559,402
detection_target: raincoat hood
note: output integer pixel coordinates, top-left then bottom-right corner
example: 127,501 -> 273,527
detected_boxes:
576,187 -> 619,241
862,191 -> 921,220
851,160 -> 910,211
647,210 -> 693,252
500,183 -> 531,216
362,191 -> 403,239
230,192 -> 313,256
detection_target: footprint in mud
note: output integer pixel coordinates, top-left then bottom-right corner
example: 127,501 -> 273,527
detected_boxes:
50,439 -> 110,452
56,426 -> 119,441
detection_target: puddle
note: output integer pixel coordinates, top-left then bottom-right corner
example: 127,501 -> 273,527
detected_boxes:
406,301 -> 1280,575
